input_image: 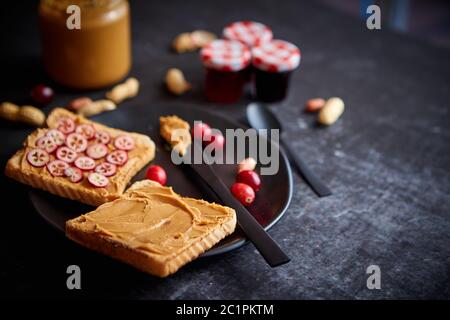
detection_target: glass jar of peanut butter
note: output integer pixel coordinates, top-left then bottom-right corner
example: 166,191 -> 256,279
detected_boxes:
39,0 -> 131,90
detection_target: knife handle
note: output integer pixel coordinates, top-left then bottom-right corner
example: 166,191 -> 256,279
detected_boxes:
281,137 -> 332,197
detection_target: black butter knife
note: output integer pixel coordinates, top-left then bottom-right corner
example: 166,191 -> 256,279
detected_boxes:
182,144 -> 290,268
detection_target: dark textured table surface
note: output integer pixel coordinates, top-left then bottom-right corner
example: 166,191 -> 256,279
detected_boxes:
1,0 -> 449,299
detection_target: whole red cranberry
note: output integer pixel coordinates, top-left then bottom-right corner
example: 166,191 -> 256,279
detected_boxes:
31,84 -> 54,105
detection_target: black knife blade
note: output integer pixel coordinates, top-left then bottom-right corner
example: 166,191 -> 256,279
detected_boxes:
184,147 -> 290,267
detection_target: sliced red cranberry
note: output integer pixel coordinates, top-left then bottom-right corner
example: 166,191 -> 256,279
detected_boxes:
65,133 -> 88,153
114,135 -> 135,151
26,148 -> 50,167
46,129 -> 65,146
64,167 -> 83,183
46,160 -> 69,177
106,150 -> 128,166
95,162 -> 117,177
56,146 -> 78,163
94,130 -> 111,145
86,143 -> 108,159
75,124 -> 96,140
56,117 -> 75,134
74,156 -> 96,171
88,172 -> 109,188
36,136 -> 58,153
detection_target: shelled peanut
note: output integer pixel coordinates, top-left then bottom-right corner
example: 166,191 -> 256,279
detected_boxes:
318,97 -> 345,125
0,102 -> 46,126
67,97 -> 93,111
172,30 -> 217,53
19,106 -> 46,126
190,30 -> 217,48
172,33 -> 197,53
76,100 -> 117,117
237,157 -> 257,173
165,68 -> 191,95
0,102 -> 20,121
67,97 -> 116,117
305,98 -> 326,113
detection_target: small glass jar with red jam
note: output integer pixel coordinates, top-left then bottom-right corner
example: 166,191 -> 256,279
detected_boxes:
200,40 -> 251,104
252,40 -> 301,102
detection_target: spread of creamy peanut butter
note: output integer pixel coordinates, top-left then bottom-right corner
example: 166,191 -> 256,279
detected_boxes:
74,182 -> 235,256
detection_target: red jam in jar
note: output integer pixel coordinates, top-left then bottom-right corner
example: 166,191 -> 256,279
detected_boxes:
201,40 -> 251,103
223,21 -> 273,84
252,40 -> 301,102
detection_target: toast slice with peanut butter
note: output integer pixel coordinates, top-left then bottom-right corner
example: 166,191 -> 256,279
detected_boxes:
65,180 -> 237,277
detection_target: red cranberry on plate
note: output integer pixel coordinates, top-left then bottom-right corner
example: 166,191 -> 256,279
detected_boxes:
207,132 -> 225,150
191,122 -> 212,141
231,182 -> 255,206
236,170 -> 261,192
145,165 -> 167,186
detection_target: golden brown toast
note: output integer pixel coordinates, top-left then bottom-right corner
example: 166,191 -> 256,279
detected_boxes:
5,108 -> 155,206
66,180 -> 237,277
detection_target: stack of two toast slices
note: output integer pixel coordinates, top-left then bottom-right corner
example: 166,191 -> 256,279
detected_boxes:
6,108 -> 237,277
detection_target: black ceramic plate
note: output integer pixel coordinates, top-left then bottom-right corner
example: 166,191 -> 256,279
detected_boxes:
29,105 -> 293,256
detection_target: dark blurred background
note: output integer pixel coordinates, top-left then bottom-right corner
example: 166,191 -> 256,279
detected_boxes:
321,0 -> 450,48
